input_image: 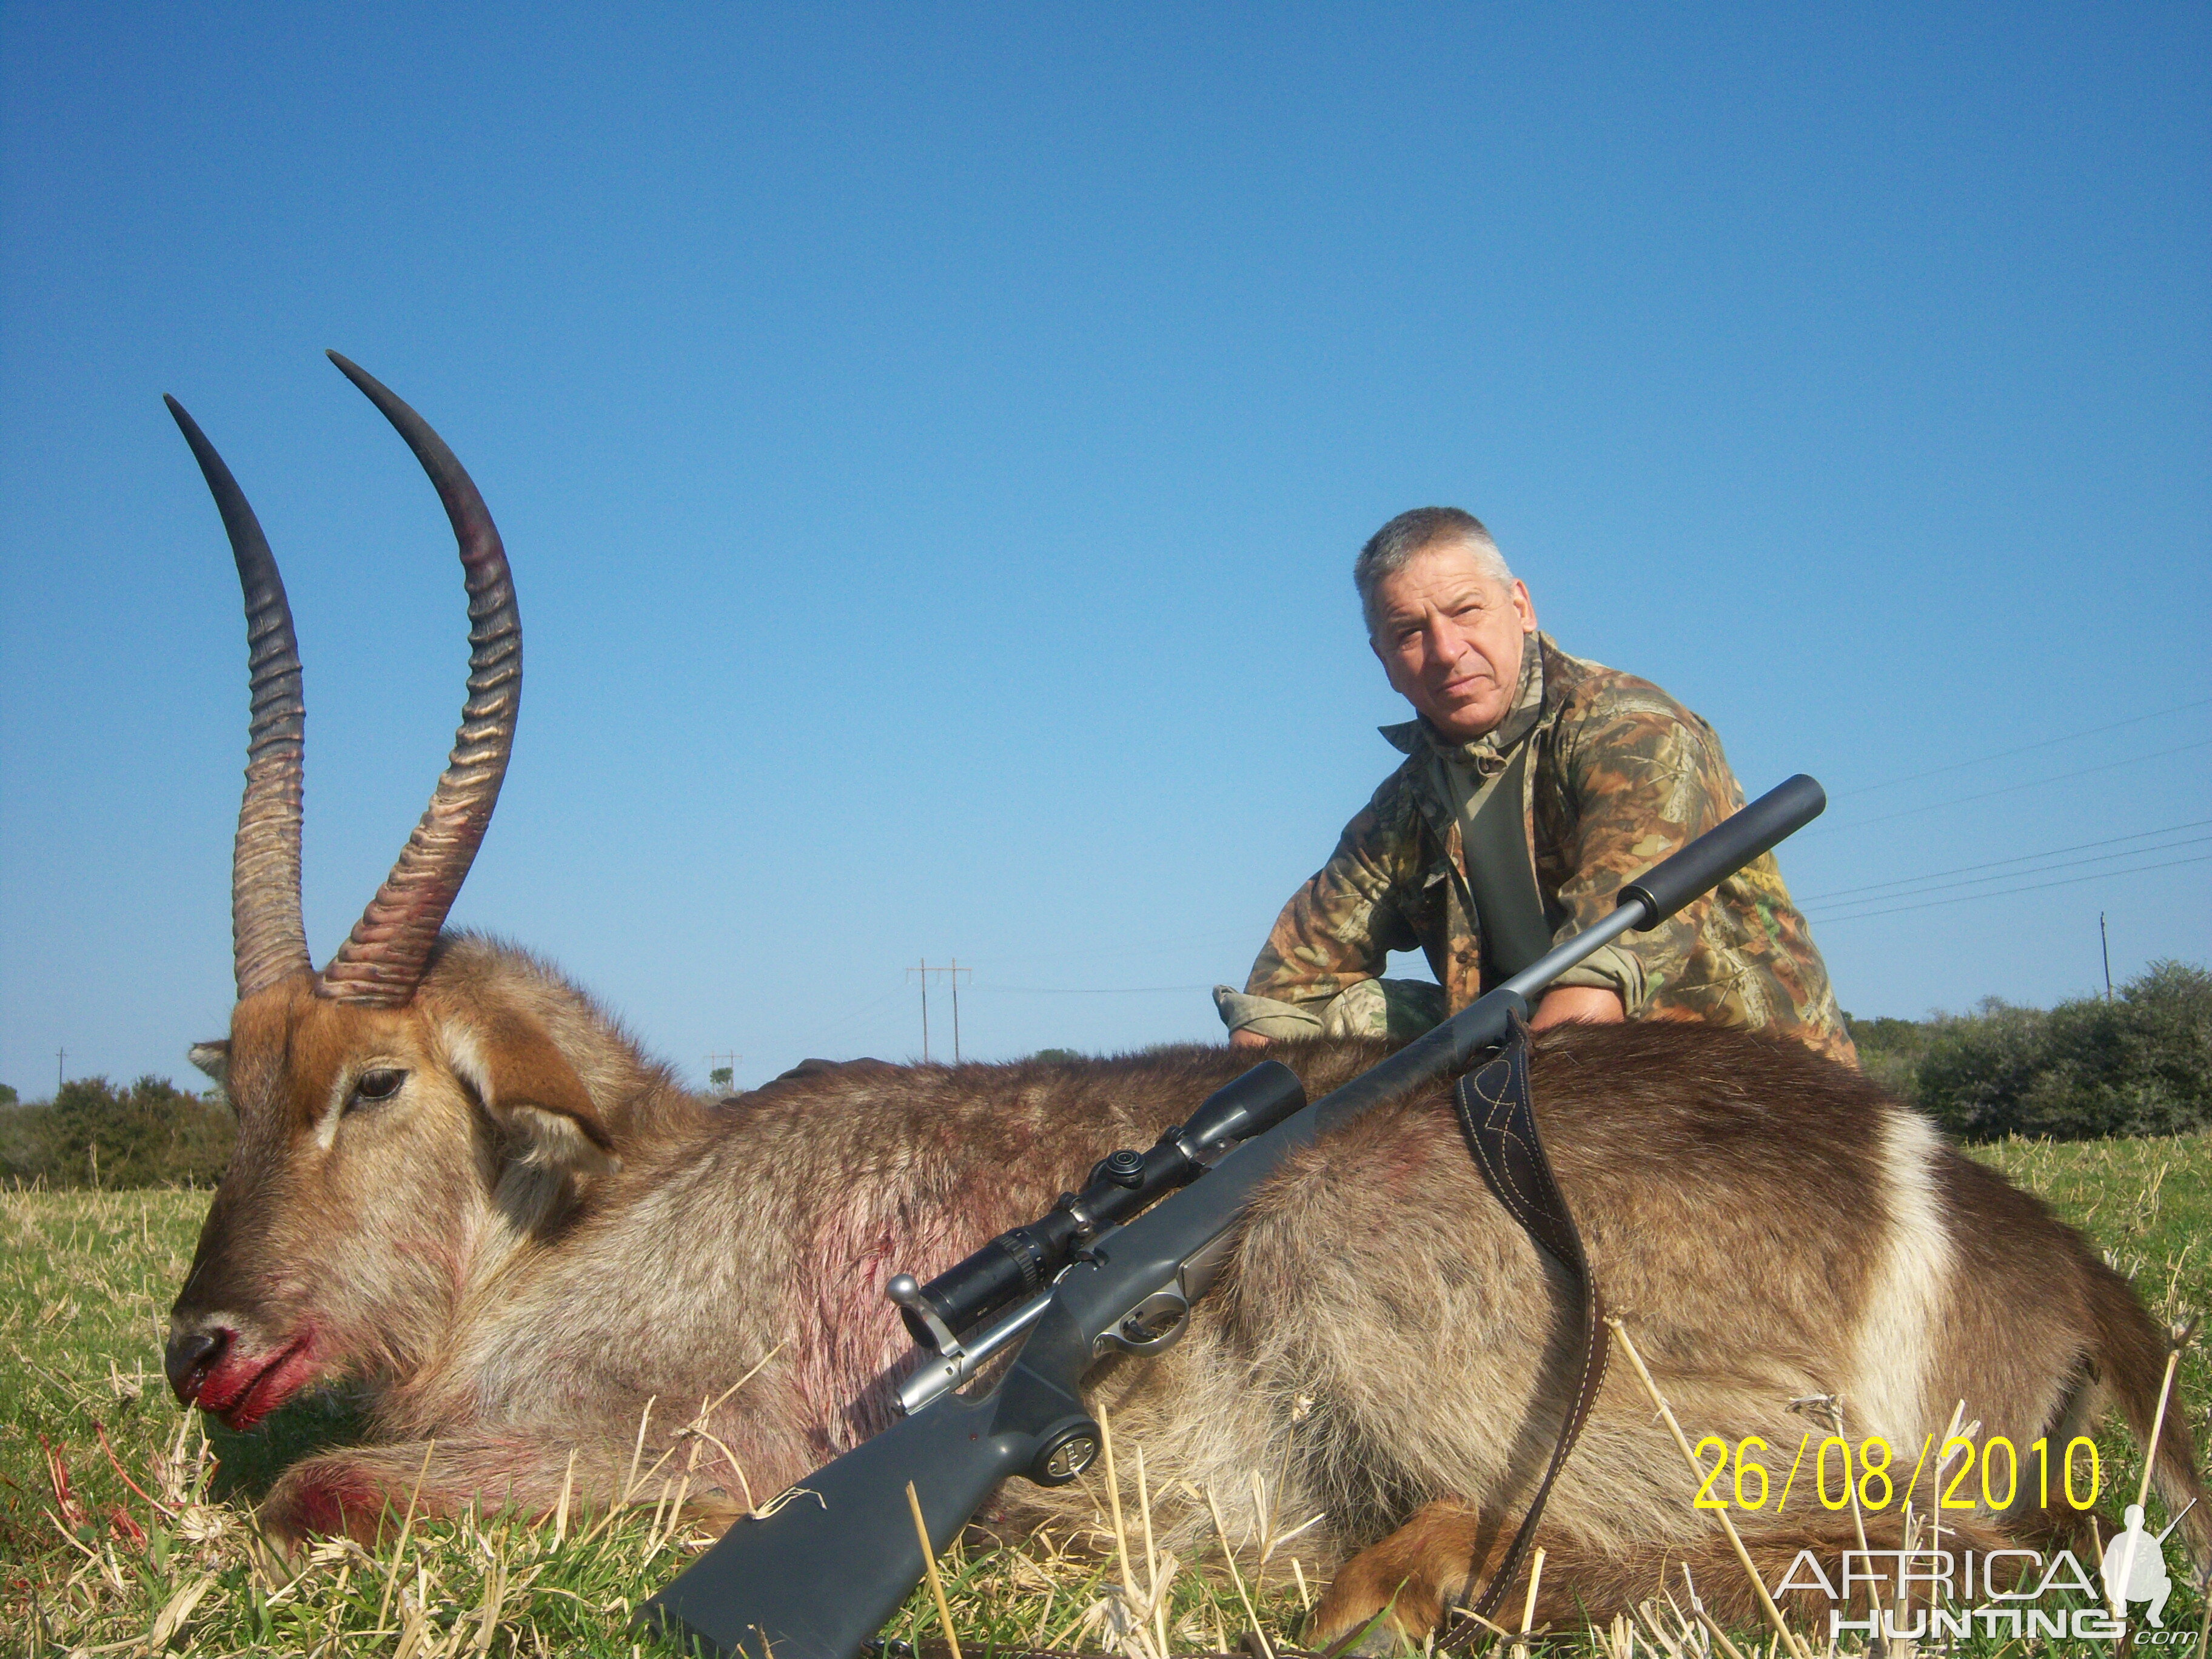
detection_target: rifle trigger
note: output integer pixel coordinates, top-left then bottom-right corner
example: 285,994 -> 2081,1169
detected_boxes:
1101,1288 -> 1191,1356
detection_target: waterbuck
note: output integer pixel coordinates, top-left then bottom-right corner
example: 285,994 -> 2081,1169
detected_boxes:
164,356 -> 2207,1646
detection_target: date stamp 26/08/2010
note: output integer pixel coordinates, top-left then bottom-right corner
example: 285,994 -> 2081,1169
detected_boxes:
1690,1429 -> 2103,1516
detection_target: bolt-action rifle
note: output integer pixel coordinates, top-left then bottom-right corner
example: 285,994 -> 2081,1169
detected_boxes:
642,775 -> 1831,1659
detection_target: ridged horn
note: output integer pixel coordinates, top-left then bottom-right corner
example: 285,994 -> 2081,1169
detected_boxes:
317,352 -> 521,1005
166,394 -> 314,999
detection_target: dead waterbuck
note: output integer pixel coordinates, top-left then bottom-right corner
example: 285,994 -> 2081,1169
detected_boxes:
163,356 -> 2208,1646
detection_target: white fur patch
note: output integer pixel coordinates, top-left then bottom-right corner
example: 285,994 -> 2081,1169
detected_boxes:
1842,1109 -> 1956,1444
313,1074 -> 350,1149
443,1022 -> 491,1104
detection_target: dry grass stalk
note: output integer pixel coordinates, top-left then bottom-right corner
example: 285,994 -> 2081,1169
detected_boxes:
1030,1581 -> 1059,1647
643,1410 -> 711,1564
1608,1319 -> 1812,1659
1925,1398 -> 1965,1578
907,1479 -> 965,1659
1510,1544 -> 1547,1659
625,1395 -> 658,1498
1692,1604 -> 1750,1659
375,1438 -> 440,1632
1678,1561 -> 1741,1659
471,1531 -> 511,1655
686,1341 -> 787,1515
1206,1483 -> 1275,1659
147,1572 -> 215,1649
1637,1578 -> 1687,1654
1522,1544 -> 1547,1632
570,1383 -> 743,1554
1099,1401 -> 1143,1637
1138,1444 -> 1172,1659
554,1446 -> 577,1545
1250,1468 -> 1273,1607
2112,1340 -> 2184,1618
93,1419 -> 173,1520
1449,1599 -> 1517,1646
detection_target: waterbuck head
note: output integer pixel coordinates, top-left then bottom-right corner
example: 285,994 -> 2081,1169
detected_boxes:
164,355 -> 617,1427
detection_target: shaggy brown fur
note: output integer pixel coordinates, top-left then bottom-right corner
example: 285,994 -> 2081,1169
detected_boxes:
167,937 -> 2208,1646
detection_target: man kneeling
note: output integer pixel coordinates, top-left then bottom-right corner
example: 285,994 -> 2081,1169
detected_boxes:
1216,506 -> 1855,1067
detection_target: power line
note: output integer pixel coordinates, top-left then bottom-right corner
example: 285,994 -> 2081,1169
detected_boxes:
1827,697 -> 2210,800
1805,737 -> 2212,836
1805,851 -> 2212,923
974,984 -> 1212,996
985,923 -> 1256,969
1794,824 -> 2212,905
1796,818 -> 2212,902
772,980 -> 912,1056
1809,836 -> 2212,907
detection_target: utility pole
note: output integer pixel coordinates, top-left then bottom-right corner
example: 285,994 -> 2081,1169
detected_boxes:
2100,913 -> 2113,1001
908,960 -> 974,1062
951,957 -> 965,1064
56,1048 -> 65,1093
703,1053 -> 741,1093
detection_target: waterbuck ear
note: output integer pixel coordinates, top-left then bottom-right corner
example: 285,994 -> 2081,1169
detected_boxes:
189,1041 -> 231,1084
438,1009 -> 620,1176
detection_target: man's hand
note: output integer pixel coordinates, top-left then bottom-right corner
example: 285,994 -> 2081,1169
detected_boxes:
1529,987 -> 1624,1030
1230,1028 -> 1272,1050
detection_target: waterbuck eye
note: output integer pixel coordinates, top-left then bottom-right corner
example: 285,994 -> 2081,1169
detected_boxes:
352,1068 -> 407,1106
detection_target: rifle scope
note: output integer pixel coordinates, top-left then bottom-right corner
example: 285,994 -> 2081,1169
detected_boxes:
886,1060 -> 1305,1355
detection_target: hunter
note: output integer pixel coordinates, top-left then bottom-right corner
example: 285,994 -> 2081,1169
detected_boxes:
1216,506 -> 1857,1067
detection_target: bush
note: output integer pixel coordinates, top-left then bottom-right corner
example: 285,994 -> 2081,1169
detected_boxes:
1913,960 -> 2212,1141
0,1074 -> 232,1188
1842,1013 -> 1932,1105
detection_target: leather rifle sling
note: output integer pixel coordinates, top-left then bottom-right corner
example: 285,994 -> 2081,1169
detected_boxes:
1439,1016 -> 1610,1646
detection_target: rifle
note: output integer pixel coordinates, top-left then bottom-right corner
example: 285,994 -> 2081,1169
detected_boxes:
641,774 -> 1829,1659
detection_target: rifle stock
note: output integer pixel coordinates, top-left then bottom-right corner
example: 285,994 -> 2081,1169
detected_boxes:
644,1326 -> 1096,1659
640,776 -> 1829,1658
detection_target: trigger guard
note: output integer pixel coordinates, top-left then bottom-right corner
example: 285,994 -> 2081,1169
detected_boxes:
1100,1289 -> 1191,1355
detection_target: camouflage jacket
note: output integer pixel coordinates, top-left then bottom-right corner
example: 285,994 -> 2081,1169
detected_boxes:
1237,635 -> 1857,1066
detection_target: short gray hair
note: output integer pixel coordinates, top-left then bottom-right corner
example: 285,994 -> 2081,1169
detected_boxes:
1353,506 -> 1513,635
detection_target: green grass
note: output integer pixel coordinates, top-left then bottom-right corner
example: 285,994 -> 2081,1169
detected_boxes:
0,1189 -> 1315,1657
3,1133 -> 2207,1657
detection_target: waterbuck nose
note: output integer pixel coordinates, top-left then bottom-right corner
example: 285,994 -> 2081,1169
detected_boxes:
166,1326 -> 230,1406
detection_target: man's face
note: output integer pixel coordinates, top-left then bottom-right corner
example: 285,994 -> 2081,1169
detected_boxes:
1369,541 -> 1538,743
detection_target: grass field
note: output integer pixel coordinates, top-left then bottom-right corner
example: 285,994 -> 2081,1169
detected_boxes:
4,1130 -> 2207,1658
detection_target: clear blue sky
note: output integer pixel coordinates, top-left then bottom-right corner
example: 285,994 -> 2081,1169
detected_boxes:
2,4 -> 2205,1097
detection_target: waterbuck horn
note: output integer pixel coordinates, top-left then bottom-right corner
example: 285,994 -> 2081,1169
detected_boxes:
317,351 -> 520,1005
166,394 -> 313,999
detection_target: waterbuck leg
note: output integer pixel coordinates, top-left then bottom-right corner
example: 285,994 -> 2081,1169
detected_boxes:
259,1432 -> 750,1550
1305,1501 -> 1519,1654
